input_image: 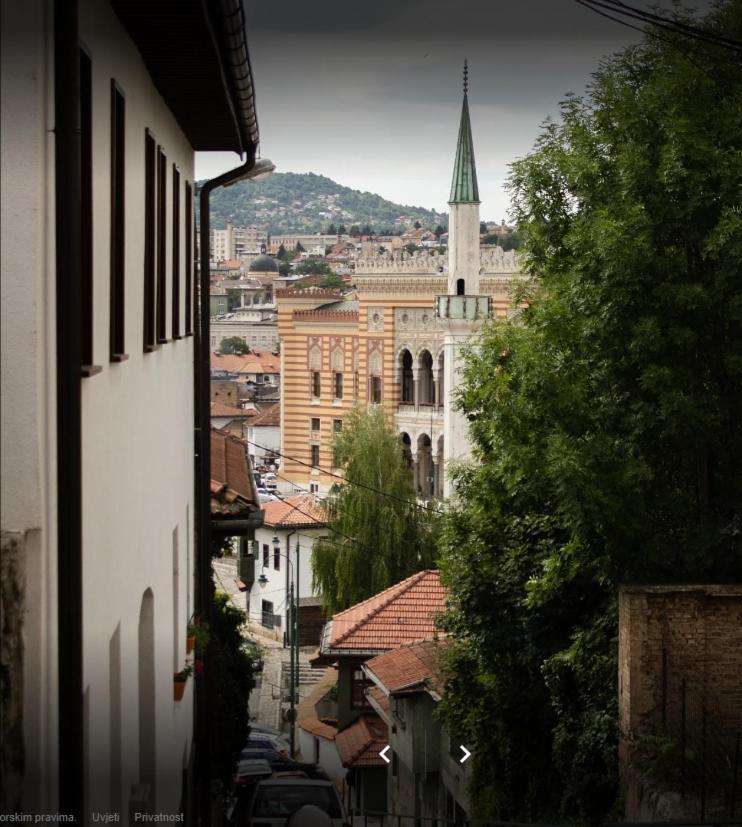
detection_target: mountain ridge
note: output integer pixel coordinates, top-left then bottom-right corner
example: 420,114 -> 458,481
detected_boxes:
200,171 -> 448,234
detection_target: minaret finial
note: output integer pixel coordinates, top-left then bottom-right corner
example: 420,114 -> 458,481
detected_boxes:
463,59 -> 468,95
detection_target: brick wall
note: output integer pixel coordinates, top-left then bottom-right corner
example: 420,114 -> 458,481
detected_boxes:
618,585 -> 742,820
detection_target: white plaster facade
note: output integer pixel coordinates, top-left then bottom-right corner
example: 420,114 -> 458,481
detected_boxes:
249,525 -> 327,636
0,0 -> 225,813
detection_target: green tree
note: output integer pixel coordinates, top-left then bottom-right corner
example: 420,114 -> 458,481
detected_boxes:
414,220 -> 422,229
361,223 -> 373,236
404,243 -> 419,255
209,590 -> 259,784
219,336 -> 251,355
479,221 -> 488,234
312,406 -> 438,613
349,225 -> 361,237
438,4 -> 742,823
295,241 -> 305,253
326,223 -> 337,234
434,224 -> 445,239
338,224 -> 347,234
276,243 -> 289,261
294,256 -> 335,276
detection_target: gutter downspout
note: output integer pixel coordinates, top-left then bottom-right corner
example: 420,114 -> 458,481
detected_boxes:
55,0 -> 84,816
195,153 -> 256,824
285,529 -> 296,641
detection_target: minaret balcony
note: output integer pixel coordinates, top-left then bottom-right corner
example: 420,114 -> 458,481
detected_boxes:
435,294 -> 490,321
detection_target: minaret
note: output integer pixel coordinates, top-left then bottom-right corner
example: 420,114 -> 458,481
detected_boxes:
437,62 -> 491,497
447,60 -> 481,297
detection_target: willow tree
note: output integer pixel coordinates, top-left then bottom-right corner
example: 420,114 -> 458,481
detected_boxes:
312,405 -> 437,613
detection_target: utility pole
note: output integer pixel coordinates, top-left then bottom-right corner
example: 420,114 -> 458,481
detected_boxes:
288,578 -> 296,758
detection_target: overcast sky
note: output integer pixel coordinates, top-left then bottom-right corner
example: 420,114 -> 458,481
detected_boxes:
195,0 -> 707,222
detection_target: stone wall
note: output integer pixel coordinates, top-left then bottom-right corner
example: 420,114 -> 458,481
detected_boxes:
0,531 -> 25,811
618,585 -> 742,820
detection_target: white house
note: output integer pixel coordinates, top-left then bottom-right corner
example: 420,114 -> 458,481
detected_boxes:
245,402 -> 281,468
248,496 -> 328,640
1,0 -> 262,816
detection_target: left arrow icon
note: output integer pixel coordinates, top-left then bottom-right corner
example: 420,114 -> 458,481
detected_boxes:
380,745 -> 391,764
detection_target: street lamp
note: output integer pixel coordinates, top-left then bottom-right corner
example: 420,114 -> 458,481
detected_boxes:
257,535 -> 300,758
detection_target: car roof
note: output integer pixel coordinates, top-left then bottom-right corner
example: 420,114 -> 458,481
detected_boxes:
255,779 -> 333,787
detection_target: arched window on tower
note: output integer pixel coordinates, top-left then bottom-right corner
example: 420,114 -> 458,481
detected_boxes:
456,278 -> 465,296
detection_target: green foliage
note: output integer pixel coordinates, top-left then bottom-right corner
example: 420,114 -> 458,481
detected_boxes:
219,336 -> 251,355
209,590 -> 258,785
438,5 -> 742,824
199,171 -> 446,235
482,229 -> 522,250
312,406 -> 438,613
293,256 -> 335,276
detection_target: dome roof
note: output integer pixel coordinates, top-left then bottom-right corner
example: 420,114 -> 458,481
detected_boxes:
249,254 -> 279,273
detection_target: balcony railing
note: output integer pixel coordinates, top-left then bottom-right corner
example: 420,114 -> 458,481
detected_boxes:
435,294 -> 490,320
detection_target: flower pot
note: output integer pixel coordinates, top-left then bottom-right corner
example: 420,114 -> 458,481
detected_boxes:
173,676 -> 187,702
186,635 -> 196,654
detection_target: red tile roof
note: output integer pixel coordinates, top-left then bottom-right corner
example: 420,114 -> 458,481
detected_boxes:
322,570 -> 445,655
365,685 -> 390,720
210,401 -> 252,418
249,401 -> 280,428
210,429 -> 256,515
335,715 -> 388,768
363,639 -> 446,700
261,495 -> 326,529
211,352 -> 280,375
296,668 -> 338,741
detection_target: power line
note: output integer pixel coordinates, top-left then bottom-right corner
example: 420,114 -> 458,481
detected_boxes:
247,438 -> 440,515
574,0 -> 742,56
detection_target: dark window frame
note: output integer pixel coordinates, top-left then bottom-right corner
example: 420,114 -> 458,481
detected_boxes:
80,49 -> 100,376
109,80 -> 128,362
262,544 -> 269,568
171,164 -> 181,339
156,146 -> 169,344
350,667 -> 372,708
184,182 -> 193,336
143,129 -> 157,352
334,371 -> 344,400
310,417 -> 320,432
370,375 -> 382,404
273,547 -> 280,571
311,371 -> 321,398
310,444 -> 320,468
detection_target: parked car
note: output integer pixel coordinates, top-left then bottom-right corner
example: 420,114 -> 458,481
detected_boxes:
246,779 -> 349,826
256,488 -> 278,502
238,747 -> 329,780
246,734 -> 290,757
232,757 -> 272,790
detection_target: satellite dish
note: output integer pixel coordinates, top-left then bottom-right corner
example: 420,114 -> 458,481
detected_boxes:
287,804 -> 333,827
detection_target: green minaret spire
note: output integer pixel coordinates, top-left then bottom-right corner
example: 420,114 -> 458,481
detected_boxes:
449,60 -> 480,203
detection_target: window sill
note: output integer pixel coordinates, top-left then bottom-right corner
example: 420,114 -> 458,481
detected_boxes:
310,468 -> 320,476
81,364 -> 102,377
157,337 -> 171,345
144,344 -> 159,353
172,334 -> 184,340
310,398 -> 321,405
333,398 -> 343,406
110,353 -> 129,363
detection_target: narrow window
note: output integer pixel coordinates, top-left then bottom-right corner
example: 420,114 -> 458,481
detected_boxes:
351,667 -> 372,708
311,445 -> 320,468
185,182 -> 193,335
334,372 -> 344,400
456,278 -> 466,296
371,376 -> 382,404
273,546 -> 280,571
109,81 -> 127,362
333,419 -> 343,433
143,130 -> 157,351
311,371 -> 321,398
311,417 -> 320,432
262,544 -> 269,568
172,165 -> 181,339
80,50 -> 98,375
156,147 -> 168,343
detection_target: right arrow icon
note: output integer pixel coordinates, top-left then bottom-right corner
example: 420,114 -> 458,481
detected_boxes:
459,745 -> 471,764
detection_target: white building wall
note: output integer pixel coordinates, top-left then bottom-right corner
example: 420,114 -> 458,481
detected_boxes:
247,424 -> 280,466
79,0 -> 197,811
1,0 -> 59,811
248,527 -> 326,634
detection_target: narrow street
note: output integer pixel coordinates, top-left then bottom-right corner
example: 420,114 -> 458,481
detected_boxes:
211,555 -> 324,749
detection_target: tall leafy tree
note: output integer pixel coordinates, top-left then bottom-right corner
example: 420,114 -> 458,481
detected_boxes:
439,4 -> 742,823
219,336 -> 251,355
312,405 -> 437,612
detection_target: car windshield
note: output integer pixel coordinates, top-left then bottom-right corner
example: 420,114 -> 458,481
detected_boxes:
252,785 -> 341,818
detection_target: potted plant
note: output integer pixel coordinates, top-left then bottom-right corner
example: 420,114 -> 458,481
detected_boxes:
187,619 -> 210,655
173,663 -> 193,702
